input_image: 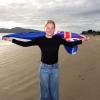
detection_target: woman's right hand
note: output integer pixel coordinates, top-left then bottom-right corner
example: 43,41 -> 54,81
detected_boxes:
2,37 -> 13,41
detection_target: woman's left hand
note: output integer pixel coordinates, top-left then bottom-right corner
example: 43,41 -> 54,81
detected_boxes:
82,35 -> 90,42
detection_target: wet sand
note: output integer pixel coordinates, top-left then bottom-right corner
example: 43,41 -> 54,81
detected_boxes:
0,36 -> 100,100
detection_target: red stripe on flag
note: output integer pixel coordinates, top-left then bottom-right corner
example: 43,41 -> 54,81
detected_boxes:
64,32 -> 71,39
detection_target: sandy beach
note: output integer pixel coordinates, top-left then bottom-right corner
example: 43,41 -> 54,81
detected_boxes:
0,36 -> 100,100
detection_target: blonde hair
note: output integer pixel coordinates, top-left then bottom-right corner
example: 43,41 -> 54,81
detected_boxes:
45,20 -> 56,28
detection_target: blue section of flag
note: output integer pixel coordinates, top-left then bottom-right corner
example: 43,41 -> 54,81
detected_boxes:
3,31 -> 45,40
71,32 -> 82,38
64,45 -> 78,55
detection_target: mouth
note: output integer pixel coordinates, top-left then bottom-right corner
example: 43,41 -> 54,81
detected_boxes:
47,34 -> 53,36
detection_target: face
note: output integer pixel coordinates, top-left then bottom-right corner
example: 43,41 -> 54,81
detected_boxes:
44,23 -> 55,37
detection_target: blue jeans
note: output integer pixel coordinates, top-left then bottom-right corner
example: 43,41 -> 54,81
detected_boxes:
39,62 -> 59,100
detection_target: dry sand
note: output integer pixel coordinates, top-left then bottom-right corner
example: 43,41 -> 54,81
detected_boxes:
0,36 -> 100,100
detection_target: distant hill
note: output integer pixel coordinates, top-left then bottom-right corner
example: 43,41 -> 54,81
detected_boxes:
82,29 -> 100,36
0,27 -> 41,33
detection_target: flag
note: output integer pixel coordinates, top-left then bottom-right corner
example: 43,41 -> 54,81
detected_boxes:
2,31 -> 84,55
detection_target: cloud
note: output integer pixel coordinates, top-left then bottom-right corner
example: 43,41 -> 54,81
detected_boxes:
0,0 -> 27,6
0,0 -> 100,32
0,21 -> 29,29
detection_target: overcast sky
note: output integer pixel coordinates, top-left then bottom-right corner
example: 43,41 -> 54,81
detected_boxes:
0,0 -> 100,33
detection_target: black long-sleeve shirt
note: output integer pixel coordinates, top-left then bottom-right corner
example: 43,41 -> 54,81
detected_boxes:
12,35 -> 82,64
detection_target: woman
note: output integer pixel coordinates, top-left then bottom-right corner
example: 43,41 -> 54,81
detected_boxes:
3,20 -> 88,100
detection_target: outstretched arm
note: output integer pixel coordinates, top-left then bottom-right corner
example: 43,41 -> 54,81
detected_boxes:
60,38 -> 82,47
2,37 -> 38,47
59,36 -> 89,47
